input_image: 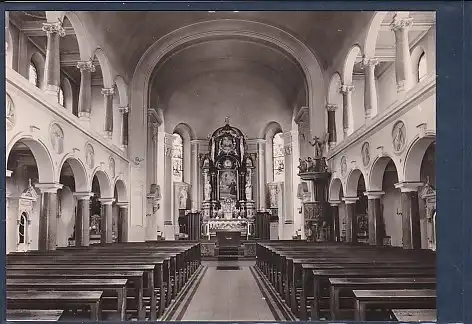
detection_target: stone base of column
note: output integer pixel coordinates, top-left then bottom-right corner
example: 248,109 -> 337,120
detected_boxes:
283,220 -> 294,239
164,221 -> 175,240
343,129 -> 349,138
78,112 -> 91,121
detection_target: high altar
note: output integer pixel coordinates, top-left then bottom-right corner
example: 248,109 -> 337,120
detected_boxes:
200,120 -> 255,239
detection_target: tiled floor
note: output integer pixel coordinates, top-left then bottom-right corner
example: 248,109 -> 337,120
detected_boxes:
180,261 -> 276,321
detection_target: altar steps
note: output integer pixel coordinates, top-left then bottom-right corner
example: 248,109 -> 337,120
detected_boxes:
217,246 -> 240,262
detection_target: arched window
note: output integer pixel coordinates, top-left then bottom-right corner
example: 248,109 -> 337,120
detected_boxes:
58,87 -> 65,106
172,133 -> 183,182
418,52 -> 427,82
28,61 -> 39,87
18,213 -> 27,244
272,132 -> 285,182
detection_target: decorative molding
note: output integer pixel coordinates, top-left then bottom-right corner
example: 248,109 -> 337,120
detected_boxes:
361,142 -> 370,167
360,56 -> 379,69
395,181 -> 423,192
364,191 -> 385,199
390,16 -> 414,31
101,88 -> 115,96
392,120 -> 407,154
41,22 -> 66,37
340,84 -> 354,93
76,60 -> 96,73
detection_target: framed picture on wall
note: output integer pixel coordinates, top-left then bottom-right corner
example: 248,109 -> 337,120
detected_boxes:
218,169 -> 238,201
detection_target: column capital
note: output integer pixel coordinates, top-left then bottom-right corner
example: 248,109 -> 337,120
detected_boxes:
73,192 -> 94,200
35,182 -> 63,193
255,138 -> 267,144
326,103 -> 338,111
329,200 -> 342,206
343,196 -> 359,204
390,15 -> 414,32
101,87 -> 115,96
118,106 -> 129,114
77,60 -> 96,72
361,56 -> 379,68
340,84 -> 354,93
364,191 -> 385,199
6,170 -> 13,178
42,22 -> 66,37
98,197 -> 116,205
394,181 -> 423,192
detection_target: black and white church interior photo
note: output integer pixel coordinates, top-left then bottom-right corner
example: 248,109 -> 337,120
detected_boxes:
5,10 -> 437,322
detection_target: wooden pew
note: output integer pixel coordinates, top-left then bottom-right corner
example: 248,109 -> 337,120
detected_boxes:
6,278 -> 128,321
6,269 -> 145,320
7,263 -> 158,320
391,309 -> 437,322
328,277 -> 436,320
352,289 -> 436,321
6,309 -> 64,321
7,290 -> 103,321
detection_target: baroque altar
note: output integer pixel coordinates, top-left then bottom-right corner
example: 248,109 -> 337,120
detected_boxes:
200,119 -> 255,238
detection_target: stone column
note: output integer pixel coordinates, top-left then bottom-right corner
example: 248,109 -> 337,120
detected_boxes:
329,201 -> 341,242
42,21 -> 65,99
282,132 -> 294,238
99,198 -> 115,244
35,183 -> 63,251
73,192 -> 94,246
256,139 -> 267,209
116,202 -> 129,243
326,104 -> 337,148
163,133 -> 175,239
395,182 -> 423,249
77,61 -> 95,120
364,191 -> 385,246
361,56 -> 379,118
340,84 -> 354,138
190,140 -> 201,210
343,197 -> 358,243
102,87 -> 115,138
119,106 -> 129,148
390,13 -> 414,93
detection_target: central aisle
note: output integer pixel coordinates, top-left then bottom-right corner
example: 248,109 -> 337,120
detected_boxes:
179,262 -> 276,321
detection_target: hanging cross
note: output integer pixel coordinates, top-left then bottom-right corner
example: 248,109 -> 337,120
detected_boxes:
224,115 -> 231,125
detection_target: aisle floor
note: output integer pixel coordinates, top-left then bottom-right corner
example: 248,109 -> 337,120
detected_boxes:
180,261 -> 276,321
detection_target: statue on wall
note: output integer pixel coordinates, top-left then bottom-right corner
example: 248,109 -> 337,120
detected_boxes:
50,123 -> 64,155
392,121 -> 406,152
309,132 -> 329,158
178,186 -> 188,209
204,182 -> 212,201
269,185 -> 278,208
298,158 -> 307,173
306,157 -> 314,172
245,183 -> 252,201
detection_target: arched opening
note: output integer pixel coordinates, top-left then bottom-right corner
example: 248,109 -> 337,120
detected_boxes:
342,45 -> 363,135
89,170 -> 112,245
172,133 -> 184,183
262,121 -> 283,183
6,139 -> 53,253
418,51 -> 427,82
90,175 -> 102,244
272,132 -> 285,183
113,179 -> 128,243
346,169 -> 369,243
17,212 -> 28,252
418,141 -> 436,249
327,72 -> 343,145
28,60 -> 39,87
371,157 -> 400,247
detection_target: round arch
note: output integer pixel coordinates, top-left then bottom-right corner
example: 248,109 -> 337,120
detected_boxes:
369,154 -> 401,191
342,45 -> 362,85
364,11 -> 389,59
410,45 -> 427,84
90,168 -> 112,197
345,168 -> 366,197
7,136 -> 55,183
29,52 -> 46,89
130,19 -> 326,170
173,123 -> 196,141
329,177 -> 344,202
113,75 -> 129,107
58,155 -> 88,192
6,28 -> 13,69
260,121 -> 283,140
114,178 -> 128,203
92,48 -> 114,88
403,134 -> 436,182
51,11 -> 93,60
61,77 -> 74,110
